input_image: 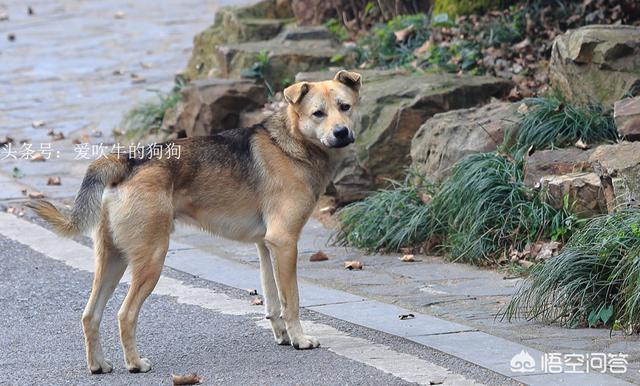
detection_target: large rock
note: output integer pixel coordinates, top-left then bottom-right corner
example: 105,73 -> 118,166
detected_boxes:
162,79 -> 268,137
297,70 -> 512,202
539,173 -> 607,218
522,148 -> 605,217
217,26 -> 354,91
550,25 -> 640,108
590,142 -> 640,211
184,0 -> 294,80
524,148 -> 594,187
614,96 -> 640,140
410,102 -> 519,183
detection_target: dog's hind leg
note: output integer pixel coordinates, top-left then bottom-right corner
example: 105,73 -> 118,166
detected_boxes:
256,241 -> 290,345
82,208 -> 127,374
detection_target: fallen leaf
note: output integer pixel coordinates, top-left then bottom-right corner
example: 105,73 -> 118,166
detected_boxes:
47,176 -> 61,185
318,206 -> 334,214
48,130 -> 65,141
27,191 -> 45,199
171,373 -> 202,386
0,9 -> 8,21
394,24 -> 414,43
112,69 -> 125,76
31,152 -> 46,162
344,261 -> 363,270
310,251 -> 329,262
414,39 -> 432,56
251,297 -> 263,306
517,102 -> 529,114
31,120 -> 46,128
130,74 -> 146,84
575,139 -> 589,150
140,62 -> 153,69
91,129 -> 103,138
399,254 -> 415,262
7,33 -> 15,42
6,207 -> 25,217
114,10 -> 125,19
247,288 -> 258,296
399,313 -> 415,320
1,136 -> 14,146
27,6 -> 34,16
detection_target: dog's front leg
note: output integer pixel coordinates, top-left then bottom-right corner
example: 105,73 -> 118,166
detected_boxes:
256,241 -> 290,345
264,232 -> 319,349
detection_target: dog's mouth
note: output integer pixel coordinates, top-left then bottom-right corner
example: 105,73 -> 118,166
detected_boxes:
320,133 -> 356,149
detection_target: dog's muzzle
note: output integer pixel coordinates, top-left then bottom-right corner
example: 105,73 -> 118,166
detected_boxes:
322,126 -> 355,148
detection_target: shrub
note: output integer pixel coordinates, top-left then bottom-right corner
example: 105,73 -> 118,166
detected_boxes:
356,14 -> 430,68
511,94 -> 618,158
502,210 -> 640,330
120,83 -> 184,141
333,174 -> 435,252
430,152 -> 565,264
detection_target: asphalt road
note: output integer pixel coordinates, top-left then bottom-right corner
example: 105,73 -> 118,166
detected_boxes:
0,234 -> 416,385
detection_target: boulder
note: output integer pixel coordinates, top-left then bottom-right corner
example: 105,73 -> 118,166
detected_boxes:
539,173 -> 607,218
550,25 -> 640,108
184,0 -> 294,80
217,26 -> 354,91
590,142 -> 640,211
410,102 -> 519,183
614,96 -> 640,140
524,148 -> 594,187
296,70 -> 512,202
162,79 -> 268,137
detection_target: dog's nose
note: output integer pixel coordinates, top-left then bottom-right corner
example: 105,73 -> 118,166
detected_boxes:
333,126 -> 349,139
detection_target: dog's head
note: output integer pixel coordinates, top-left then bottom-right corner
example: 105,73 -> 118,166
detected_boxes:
283,70 -> 361,149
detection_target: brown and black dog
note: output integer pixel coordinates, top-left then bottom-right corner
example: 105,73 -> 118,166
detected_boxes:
29,70 -> 362,374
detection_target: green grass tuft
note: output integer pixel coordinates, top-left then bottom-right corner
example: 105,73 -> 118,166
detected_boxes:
502,209 -> 640,330
511,94 -> 618,158
120,87 -> 183,141
430,152 -> 566,264
333,174 -> 435,253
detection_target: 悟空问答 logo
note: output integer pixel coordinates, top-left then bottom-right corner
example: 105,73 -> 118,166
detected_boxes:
511,350 -> 536,373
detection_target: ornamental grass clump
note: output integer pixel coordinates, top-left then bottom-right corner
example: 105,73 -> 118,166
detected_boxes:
512,94 -> 617,158
503,210 -> 640,330
334,174 -> 435,253
430,152 -> 563,264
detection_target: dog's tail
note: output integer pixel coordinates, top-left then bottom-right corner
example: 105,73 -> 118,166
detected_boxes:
28,155 -> 130,237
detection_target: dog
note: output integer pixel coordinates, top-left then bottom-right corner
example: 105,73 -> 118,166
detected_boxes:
29,70 -> 362,374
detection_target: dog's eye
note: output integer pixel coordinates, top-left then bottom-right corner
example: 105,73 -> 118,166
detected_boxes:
312,110 -> 325,118
339,103 -> 351,112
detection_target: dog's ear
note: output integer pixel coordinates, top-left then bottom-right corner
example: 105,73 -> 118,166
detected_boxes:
334,70 -> 362,92
283,82 -> 310,105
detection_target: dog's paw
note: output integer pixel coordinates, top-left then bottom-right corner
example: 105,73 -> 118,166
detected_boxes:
291,335 -> 320,350
127,357 -> 152,373
269,317 -> 290,345
89,359 -> 113,374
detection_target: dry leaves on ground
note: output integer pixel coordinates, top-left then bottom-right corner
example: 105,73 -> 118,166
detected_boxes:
31,152 -> 46,162
344,261 -> 363,270
310,251 -> 329,262
6,207 -> 25,217
31,120 -> 46,128
171,373 -> 202,386
251,297 -> 263,306
22,189 -> 44,199
399,254 -> 415,262
47,176 -> 61,185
